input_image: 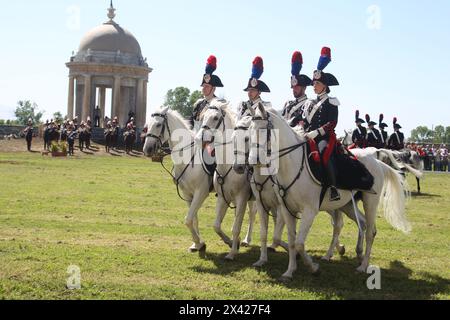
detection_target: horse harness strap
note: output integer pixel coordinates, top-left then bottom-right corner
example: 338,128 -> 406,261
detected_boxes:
253,175 -> 275,218
215,166 -> 237,209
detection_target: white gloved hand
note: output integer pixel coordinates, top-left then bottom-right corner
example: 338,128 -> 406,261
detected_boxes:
306,130 -> 319,140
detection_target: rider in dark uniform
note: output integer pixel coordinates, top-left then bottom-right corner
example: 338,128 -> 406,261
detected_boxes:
24,119 -> 34,152
352,110 -> 367,148
365,114 -> 381,148
388,118 -> 405,151
189,55 -> 226,131
282,51 -> 313,127
301,47 -> 341,201
238,56 -> 272,119
378,114 -> 389,149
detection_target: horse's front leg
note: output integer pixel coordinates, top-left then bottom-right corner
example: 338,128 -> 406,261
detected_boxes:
186,190 -> 208,253
279,206 -> 298,282
269,207 -> 288,252
213,196 -> 232,247
253,201 -> 269,267
225,197 -> 247,261
242,202 -> 257,247
296,207 -> 320,274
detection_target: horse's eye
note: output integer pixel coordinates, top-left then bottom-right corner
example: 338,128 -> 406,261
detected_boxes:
214,117 -> 219,121
156,124 -> 162,128
245,137 -> 250,142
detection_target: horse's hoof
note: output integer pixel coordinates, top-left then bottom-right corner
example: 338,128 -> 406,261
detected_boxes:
278,275 -> 293,283
356,265 -> 367,273
338,245 -> 346,256
199,243 -> 207,252
241,241 -> 250,248
253,260 -> 267,268
311,264 -> 321,276
224,254 -> 235,261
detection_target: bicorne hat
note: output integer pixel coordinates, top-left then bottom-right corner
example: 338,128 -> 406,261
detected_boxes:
201,55 -> 224,88
290,51 -> 312,88
244,56 -> 270,93
312,47 -> 339,93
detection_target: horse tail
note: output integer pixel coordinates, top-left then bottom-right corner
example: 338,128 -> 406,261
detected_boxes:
379,160 -> 412,234
378,149 -> 405,171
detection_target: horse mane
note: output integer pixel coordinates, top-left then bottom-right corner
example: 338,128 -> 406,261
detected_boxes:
162,108 -> 192,132
214,101 -> 237,126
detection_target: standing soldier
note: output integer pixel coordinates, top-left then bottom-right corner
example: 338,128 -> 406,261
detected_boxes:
78,121 -> 86,152
104,121 -> 113,153
24,119 -> 34,152
189,55 -> 227,131
238,56 -> 272,119
365,114 -> 381,148
388,117 -> 405,150
301,47 -> 341,201
94,106 -> 101,128
282,51 -> 313,126
67,122 -> 77,156
352,110 -> 367,148
43,120 -> 50,151
378,114 -> 389,149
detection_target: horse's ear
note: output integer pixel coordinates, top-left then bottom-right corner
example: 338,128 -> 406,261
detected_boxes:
161,106 -> 170,114
258,103 -> 267,119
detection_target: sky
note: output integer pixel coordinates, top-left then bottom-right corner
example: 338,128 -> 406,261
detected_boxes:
0,0 -> 449,137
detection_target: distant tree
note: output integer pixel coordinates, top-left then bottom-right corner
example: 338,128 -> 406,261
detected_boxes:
14,100 -> 44,125
189,90 -> 203,109
164,87 -> 203,118
0,119 -> 5,125
446,126 -> 450,144
410,126 -> 433,143
53,112 -> 64,124
433,125 -> 445,144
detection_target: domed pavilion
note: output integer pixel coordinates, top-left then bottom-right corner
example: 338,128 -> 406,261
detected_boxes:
66,2 -> 152,128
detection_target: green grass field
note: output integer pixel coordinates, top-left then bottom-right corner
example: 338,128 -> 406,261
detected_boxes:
0,151 -> 449,300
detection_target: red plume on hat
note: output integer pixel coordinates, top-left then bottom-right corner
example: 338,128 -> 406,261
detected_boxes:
205,55 -> 217,75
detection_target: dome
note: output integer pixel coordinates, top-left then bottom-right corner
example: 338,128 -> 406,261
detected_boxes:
78,22 -> 142,56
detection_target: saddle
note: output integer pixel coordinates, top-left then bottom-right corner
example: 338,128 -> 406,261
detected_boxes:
306,140 -> 374,192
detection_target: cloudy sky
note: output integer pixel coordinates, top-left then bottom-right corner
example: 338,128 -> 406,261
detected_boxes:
0,0 -> 449,136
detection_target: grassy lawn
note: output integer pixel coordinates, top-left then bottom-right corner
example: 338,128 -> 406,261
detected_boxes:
0,151 -> 449,300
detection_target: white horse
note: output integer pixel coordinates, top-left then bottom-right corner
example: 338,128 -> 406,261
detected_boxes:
195,103 -> 259,260
249,105 -> 411,281
233,115 -> 368,267
342,131 -> 423,193
143,107 -> 212,252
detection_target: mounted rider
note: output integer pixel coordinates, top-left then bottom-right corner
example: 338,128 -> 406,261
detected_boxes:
388,117 -> 405,150
378,114 -> 389,149
189,55 -> 227,131
237,56 -> 272,120
300,47 -> 341,201
352,110 -> 367,148
365,114 -> 382,148
282,51 -> 313,126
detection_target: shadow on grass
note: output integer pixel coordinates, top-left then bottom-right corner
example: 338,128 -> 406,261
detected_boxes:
191,247 -> 450,300
411,192 -> 441,198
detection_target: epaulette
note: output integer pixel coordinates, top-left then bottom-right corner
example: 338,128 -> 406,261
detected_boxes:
329,97 -> 340,106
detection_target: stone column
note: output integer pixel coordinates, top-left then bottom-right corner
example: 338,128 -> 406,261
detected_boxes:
99,87 -> 106,127
112,76 -> 122,122
82,75 -> 92,122
143,80 -> 148,128
136,79 -> 145,128
67,76 -> 75,120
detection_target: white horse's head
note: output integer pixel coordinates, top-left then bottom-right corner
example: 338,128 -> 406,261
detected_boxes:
248,103 -> 273,168
143,106 -> 170,157
232,116 -> 252,175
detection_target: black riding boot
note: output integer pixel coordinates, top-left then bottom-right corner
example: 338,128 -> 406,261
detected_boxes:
326,158 -> 340,201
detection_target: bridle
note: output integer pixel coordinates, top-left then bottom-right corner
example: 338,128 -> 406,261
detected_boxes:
251,113 -> 308,220
146,111 -> 196,202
